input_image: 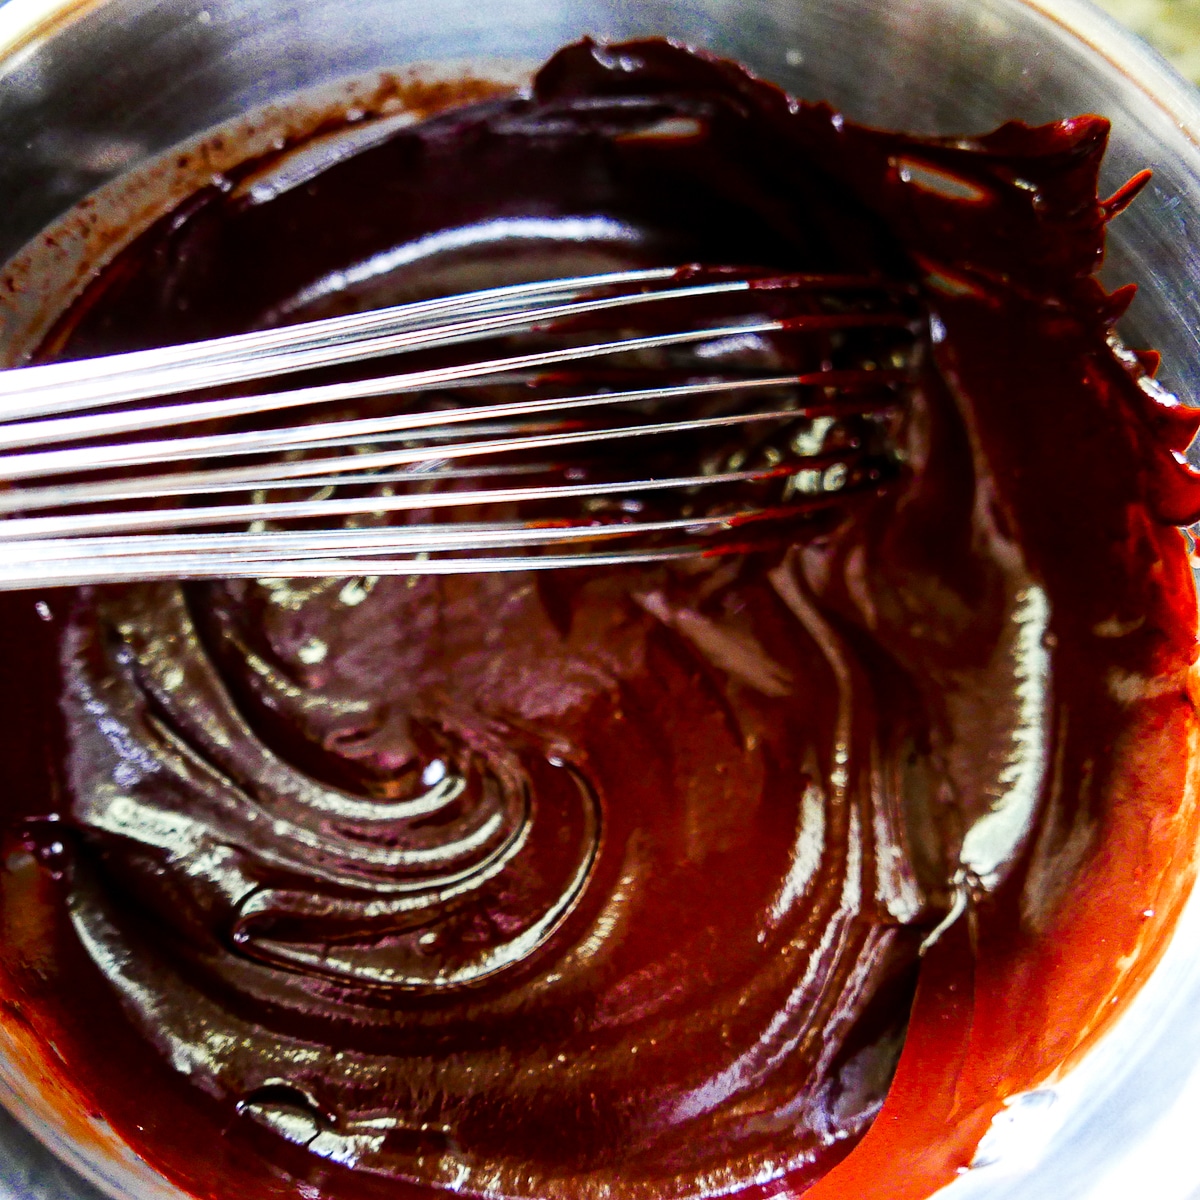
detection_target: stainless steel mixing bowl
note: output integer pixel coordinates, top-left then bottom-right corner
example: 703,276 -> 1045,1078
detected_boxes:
3,0 -> 1200,1197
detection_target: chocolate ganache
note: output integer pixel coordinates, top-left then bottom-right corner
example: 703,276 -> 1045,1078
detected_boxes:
2,36 -> 1200,1200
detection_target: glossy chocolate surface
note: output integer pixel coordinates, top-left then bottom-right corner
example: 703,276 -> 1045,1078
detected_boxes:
2,38 -> 1199,1200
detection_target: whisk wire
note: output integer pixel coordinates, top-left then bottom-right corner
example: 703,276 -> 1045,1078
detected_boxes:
0,268 -> 906,420
0,266 -> 919,588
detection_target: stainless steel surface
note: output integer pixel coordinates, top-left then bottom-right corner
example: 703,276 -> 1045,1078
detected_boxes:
0,1106 -> 105,1200
2,0 -> 1200,1197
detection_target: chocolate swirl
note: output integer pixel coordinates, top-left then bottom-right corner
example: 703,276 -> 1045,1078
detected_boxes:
65,578 -> 601,993
59,543 -> 937,1195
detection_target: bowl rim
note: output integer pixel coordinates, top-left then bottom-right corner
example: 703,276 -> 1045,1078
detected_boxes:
2,0 -> 1200,118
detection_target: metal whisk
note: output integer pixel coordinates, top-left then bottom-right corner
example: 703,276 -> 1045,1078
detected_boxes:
0,265 -> 921,588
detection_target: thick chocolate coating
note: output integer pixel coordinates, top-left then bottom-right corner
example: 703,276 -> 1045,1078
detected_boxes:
1,37 -> 1199,1200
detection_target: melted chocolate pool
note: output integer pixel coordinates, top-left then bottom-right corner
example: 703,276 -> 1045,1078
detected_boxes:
1,37 -> 1199,1200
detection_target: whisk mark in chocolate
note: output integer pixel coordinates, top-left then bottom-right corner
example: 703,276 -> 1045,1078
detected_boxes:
2,36 -> 1200,1200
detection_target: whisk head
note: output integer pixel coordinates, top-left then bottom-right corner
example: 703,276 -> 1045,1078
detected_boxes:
0,265 -> 924,587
